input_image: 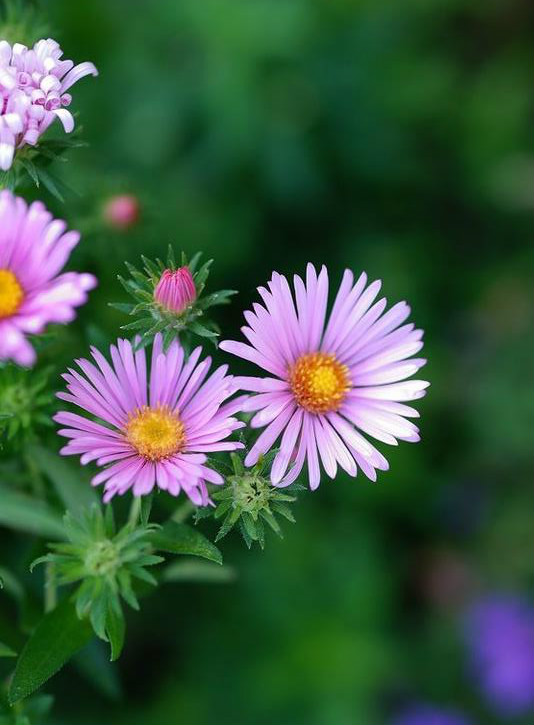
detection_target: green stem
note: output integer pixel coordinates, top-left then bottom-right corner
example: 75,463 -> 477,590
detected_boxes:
172,499 -> 195,523
128,496 -> 142,527
44,562 -> 57,613
23,450 -> 46,498
23,448 -> 54,613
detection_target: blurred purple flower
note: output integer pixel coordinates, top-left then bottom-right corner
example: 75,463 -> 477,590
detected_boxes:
464,594 -> 534,717
0,38 -> 97,170
392,703 -> 471,725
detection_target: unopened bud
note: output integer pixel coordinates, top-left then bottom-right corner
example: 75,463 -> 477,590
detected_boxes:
154,267 -> 197,314
103,194 -> 140,230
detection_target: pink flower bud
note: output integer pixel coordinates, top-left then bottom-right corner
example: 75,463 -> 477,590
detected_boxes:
103,194 -> 140,230
154,267 -> 196,314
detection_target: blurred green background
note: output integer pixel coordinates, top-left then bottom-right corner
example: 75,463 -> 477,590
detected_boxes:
2,0 -> 532,723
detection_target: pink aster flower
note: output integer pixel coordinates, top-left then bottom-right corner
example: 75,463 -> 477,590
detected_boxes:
220,264 -> 429,488
0,190 -> 97,366
0,38 -> 98,170
54,335 -> 246,504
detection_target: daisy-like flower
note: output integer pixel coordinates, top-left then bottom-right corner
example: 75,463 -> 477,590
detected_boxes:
54,335 -> 246,504
0,190 -> 97,366
220,264 -> 429,488
0,37 -> 98,170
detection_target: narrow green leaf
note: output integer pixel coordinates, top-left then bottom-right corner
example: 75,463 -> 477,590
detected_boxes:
241,511 -> 258,540
9,598 -> 93,704
150,521 -> 222,564
188,251 -> 203,274
215,506 -> 241,542
29,445 -> 98,512
108,302 -> 134,313
0,486 -> 64,539
198,289 -> 237,308
189,321 -> 219,339
35,167 -> 65,202
19,158 -> 40,187
162,560 -> 236,584
140,255 -> 160,278
231,452 -> 245,475
120,317 -> 155,331
167,245 -> 176,268
105,603 -> 125,662
193,259 -> 213,290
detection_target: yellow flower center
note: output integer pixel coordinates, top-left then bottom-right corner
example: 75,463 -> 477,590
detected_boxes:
125,406 -> 185,461
289,352 -> 350,414
0,269 -> 24,319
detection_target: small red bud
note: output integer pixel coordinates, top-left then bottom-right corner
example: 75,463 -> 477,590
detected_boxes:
103,194 -> 140,230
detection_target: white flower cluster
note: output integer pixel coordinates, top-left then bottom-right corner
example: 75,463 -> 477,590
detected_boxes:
0,37 -> 97,170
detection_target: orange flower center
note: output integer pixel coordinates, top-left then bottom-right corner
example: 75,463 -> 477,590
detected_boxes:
0,269 -> 24,319
125,406 -> 185,461
289,352 -> 350,414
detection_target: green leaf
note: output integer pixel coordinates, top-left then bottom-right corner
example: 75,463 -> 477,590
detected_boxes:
193,259 -> 213,290
231,452 -> 245,476
35,167 -> 65,202
188,251 -> 203,274
0,485 -> 64,539
198,289 -> 237,308
9,598 -> 93,704
108,302 -> 134,314
162,560 -> 236,584
0,641 -> 16,657
105,602 -> 125,662
166,244 -> 176,268
189,321 -> 219,339
28,444 -> 98,512
150,521 -> 222,564
19,158 -> 40,187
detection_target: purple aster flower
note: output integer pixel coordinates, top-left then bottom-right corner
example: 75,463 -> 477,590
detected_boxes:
220,264 -> 428,487
464,594 -> 534,717
392,703 -> 471,725
0,38 -> 97,170
0,190 -> 97,366
54,335 -> 246,504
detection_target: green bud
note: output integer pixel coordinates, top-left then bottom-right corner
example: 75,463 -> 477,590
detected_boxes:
198,452 -> 303,549
32,505 -> 163,658
0,365 -> 53,445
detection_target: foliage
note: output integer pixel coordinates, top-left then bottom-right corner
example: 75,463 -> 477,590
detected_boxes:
0,365 -> 53,444
0,135 -> 88,202
0,0 -> 50,46
31,506 -> 163,659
